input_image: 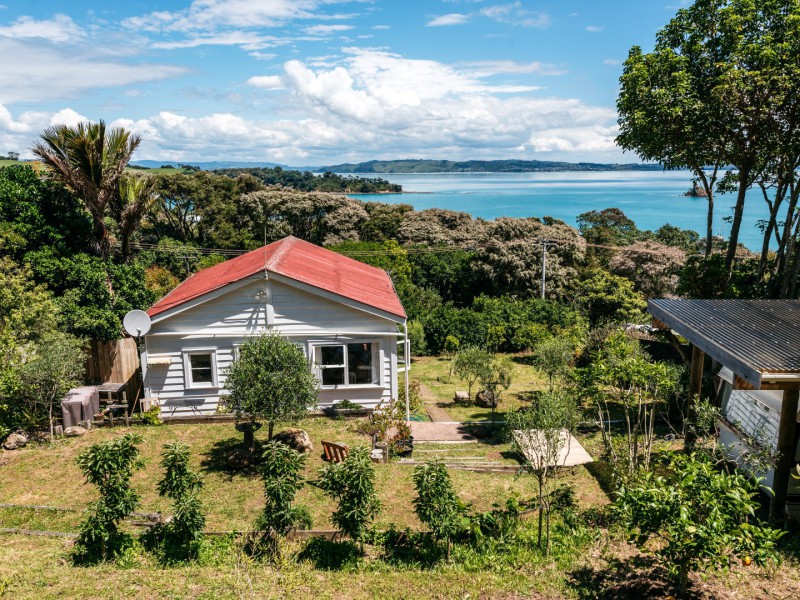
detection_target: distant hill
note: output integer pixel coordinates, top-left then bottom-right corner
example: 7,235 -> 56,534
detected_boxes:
130,160 -> 287,170
315,159 -> 662,173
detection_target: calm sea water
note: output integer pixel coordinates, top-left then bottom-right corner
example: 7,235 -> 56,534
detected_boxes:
348,171 -> 772,251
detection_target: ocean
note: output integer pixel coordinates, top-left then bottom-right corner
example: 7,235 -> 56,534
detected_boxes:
347,171 -> 773,251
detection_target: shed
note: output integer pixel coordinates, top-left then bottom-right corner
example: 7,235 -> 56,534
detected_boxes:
141,236 -> 409,418
648,299 -> 800,523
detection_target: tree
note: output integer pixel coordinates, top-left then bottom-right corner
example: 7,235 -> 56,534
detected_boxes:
75,433 -> 143,561
259,440 -> 309,536
0,258 -> 62,435
616,453 -> 782,595
608,240 -> 686,298
580,331 -> 682,476
452,346 -> 493,403
478,355 -> 514,418
225,333 -> 318,441
506,390 -> 578,554
574,269 -> 646,328
412,461 -> 465,560
155,442 -> 205,559
318,446 -> 381,552
19,331 -> 85,440
531,336 -> 574,392
617,0 -> 800,284
112,173 -> 160,260
32,121 -> 141,258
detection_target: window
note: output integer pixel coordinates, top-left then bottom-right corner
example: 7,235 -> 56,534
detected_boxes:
183,350 -> 218,388
313,342 -> 378,387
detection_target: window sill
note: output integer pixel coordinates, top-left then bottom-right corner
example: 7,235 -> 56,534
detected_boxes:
186,384 -> 220,390
319,384 -> 384,390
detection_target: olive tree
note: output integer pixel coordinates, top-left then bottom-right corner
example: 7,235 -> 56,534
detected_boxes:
225,333 -> 318,441
452,346 -> 493,403
20,331 -> 85,441
506,391 -> 577,554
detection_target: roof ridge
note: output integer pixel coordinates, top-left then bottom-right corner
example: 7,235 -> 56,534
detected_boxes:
265,235 -> 297,271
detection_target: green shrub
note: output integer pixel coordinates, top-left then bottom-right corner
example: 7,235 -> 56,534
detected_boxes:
75,433 -> 143,562
615,452 -> 783,595
412,461 -> 466,560
318,446 -> 381,552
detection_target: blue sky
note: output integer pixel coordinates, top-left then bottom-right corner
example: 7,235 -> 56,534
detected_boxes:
0,1 -> 690,165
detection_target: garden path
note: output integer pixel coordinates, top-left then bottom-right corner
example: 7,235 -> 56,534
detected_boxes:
418,382 -> 454,422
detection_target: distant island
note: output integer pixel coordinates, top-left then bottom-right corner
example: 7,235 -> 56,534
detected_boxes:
315,159 -> 663,174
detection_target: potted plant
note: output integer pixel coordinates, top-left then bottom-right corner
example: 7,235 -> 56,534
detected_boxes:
390,420 -> 414,457
325,399 -> 366,418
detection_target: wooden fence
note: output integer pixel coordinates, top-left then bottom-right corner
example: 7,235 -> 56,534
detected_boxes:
84,338 -> 141,405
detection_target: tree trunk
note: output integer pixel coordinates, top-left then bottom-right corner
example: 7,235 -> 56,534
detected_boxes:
724,169 -> 752,287
268,421 -> 274,441
537,477 -> 544,550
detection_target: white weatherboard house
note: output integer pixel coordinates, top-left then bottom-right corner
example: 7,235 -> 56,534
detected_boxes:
141,236 -> 408,417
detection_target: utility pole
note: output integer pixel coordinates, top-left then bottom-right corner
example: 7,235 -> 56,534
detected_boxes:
540,241 -> 553,299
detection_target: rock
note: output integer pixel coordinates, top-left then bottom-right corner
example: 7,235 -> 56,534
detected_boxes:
272,428 -> 314,453
64,426 -> 87,437
475,390 -> 497,409
3,432 -> 28,450
684,184 -> 708,198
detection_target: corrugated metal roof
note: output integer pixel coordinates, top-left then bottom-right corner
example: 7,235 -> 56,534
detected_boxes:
648,299 -> 800,387
148,236 -> 406,320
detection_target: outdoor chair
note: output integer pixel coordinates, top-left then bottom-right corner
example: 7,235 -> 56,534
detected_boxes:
321,440 -> 349,463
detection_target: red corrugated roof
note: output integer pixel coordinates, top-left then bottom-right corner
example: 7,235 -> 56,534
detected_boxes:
147,236 -> 406,319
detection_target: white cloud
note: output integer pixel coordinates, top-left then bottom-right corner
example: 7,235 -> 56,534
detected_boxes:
426,13 -> 470,27
123,0 -> 345,32
303,24 -> 353,35
249,51 -> 278,60
0,14 -> 85,43
460,60 -> 565,76
0,37 -> 188,104
152,31 -> 280,50
373,25 -> 390,30
480,2 -> 550,28
603,59 -> 621,66
586,25 -> 604,32
247,75 -> 285,89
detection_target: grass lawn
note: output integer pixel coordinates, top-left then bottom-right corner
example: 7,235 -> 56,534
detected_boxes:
411,354 -> 547,422
0,414 -> 798,598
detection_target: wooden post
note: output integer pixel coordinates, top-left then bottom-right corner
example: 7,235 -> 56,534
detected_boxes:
770,387 -> 799,525
685,344 -> 705,451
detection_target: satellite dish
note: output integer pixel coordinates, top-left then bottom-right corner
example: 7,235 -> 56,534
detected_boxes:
123,310 -> 152,337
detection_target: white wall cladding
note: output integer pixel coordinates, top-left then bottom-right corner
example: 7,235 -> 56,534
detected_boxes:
144,276 -> 400,417
723,390 -> 781,452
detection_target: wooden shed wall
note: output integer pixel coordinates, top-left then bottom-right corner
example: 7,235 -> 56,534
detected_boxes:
85,338 -> 141,403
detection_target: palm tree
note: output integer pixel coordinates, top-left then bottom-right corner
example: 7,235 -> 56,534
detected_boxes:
32,121 -> 141,259
114,173 -> 160,261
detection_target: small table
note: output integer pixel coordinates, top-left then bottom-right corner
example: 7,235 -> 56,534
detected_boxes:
97,382 -> 126,405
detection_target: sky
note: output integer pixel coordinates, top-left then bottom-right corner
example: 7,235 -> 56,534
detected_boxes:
0,0 -> 691,166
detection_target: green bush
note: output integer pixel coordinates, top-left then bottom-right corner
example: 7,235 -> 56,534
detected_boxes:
412,461 -> 466,560
615,452 -> 783,595
75,433 -> 143,562
318,446 -> 381,552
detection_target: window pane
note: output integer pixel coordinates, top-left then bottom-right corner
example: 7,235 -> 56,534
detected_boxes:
317,345 -> 344,366
347,343 -> 374,384
321,367 -> 345,386
190,354 -> 213,383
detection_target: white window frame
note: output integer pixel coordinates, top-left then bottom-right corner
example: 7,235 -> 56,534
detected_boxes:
311,340 -> 381,389
182,348 -> 219,389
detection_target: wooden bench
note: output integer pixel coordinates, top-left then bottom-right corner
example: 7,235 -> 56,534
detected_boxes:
453,391 -> 470,405
321,440 -> 349,463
